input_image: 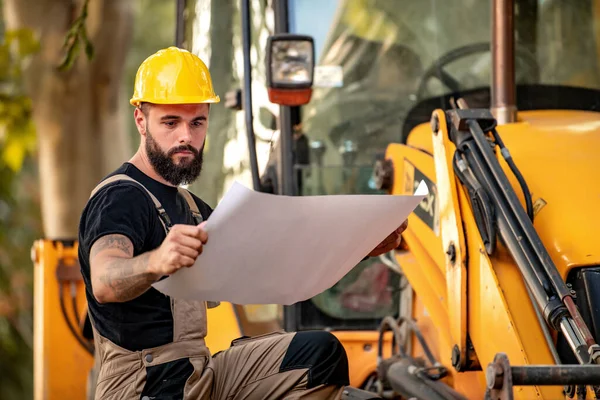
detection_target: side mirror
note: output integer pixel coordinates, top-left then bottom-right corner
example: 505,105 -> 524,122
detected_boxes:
266,34 -> 315,106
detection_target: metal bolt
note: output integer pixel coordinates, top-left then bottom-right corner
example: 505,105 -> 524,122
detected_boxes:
452,345 -> 461,370
431,113 -> 440,135
446,243 -> 457,265
486,363 -> 504,389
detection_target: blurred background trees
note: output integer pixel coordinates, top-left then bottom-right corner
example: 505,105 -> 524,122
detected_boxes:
0,1 -> 175,398
4,0 -> 134,239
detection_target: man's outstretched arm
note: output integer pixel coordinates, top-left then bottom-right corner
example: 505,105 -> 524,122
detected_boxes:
90,224 -> 208,304
90,234 -> 159,303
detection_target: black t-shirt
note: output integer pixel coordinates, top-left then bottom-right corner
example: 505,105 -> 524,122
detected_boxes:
78,162 -> 213,351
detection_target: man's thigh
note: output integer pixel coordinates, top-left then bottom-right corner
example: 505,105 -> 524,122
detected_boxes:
211,330 -> 349,400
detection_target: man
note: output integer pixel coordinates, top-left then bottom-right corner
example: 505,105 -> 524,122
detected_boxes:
78,47 -> 408,400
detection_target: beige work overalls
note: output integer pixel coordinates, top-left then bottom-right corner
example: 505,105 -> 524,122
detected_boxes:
87,175 -> 345,400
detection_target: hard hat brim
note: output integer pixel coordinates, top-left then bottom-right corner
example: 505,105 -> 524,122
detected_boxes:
130,95 -> 221,107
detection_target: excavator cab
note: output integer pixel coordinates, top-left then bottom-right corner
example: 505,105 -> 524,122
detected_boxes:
260,0 -> 600,397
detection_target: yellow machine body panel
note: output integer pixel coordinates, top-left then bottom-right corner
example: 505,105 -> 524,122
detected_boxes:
333,331 -> 393,388
32,240 -> 94,400
205,302 -> 242,354
495,110 -> 600,277
383,109 -> 600,398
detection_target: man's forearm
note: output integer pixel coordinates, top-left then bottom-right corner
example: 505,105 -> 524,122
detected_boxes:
90,234 -> 160,303
95,252 -> 159,303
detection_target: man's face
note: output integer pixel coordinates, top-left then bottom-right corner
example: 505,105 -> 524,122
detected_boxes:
135,103 -> 209,186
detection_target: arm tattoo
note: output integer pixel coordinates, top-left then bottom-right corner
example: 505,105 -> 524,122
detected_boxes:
91,234 -> 133,259
98,252 -> 156,302
91,234 -> 157,302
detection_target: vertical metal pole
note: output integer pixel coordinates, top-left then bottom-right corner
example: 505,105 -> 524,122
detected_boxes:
274,0 -> 295,196
241,0 -> 262,191
274,0 -> 297,333
176,0 -> 185,47
491,0 -> 517,124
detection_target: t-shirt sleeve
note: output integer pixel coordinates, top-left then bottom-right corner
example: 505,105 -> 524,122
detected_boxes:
80,183 -> 155,257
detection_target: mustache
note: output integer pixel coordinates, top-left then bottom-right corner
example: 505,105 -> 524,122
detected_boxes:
167,144 -> 200,157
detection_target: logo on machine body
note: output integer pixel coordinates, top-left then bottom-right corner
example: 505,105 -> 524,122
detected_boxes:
404,160 -> 439,236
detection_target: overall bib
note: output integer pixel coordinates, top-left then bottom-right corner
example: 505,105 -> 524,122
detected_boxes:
87,175 -> 347,400
88,174 -> 216,400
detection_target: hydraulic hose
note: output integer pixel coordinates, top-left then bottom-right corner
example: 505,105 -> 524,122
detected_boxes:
396,316 -> 439,368
378,316 -> 408,362
387,360 -> 466,400
59,283 -> 94,355
491,128 -> 535,222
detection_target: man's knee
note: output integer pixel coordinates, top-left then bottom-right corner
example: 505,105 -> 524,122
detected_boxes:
280,331 -> 349,388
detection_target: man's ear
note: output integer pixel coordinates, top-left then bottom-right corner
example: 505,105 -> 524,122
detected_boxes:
134,107 -> 147,136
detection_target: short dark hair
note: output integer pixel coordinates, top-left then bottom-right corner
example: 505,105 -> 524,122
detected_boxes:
139,102 -> 152,116
138,102 -> 211,116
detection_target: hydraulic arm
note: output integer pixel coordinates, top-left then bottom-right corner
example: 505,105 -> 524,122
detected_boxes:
446,103 -> 600,366
433,101 -> 600,400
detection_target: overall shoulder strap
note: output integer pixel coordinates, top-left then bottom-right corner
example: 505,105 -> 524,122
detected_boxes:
177,187 -> 204,225
177,187 -> 219,309
89,174 -> 173,232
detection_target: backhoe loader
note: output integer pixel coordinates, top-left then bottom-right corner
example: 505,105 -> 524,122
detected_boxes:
32,0 -> 600,399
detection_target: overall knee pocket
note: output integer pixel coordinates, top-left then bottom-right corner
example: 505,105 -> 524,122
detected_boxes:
280,331 -> 349,388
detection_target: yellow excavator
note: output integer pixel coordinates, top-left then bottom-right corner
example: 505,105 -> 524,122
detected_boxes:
32,0 -> 600,398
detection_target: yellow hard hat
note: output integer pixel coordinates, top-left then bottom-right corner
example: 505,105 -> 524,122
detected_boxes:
130,47 -> 220,106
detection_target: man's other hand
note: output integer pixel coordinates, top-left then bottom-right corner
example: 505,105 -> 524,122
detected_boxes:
367,219 -> 408,257
150,223 -> 208,276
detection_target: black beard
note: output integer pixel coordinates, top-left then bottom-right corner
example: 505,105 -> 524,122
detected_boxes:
145,129 -> 203,186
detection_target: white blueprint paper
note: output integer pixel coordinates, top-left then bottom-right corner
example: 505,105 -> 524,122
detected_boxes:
152,181 -> 428,305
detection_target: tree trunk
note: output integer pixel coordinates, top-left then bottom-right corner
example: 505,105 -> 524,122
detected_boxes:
3,0 -> 133,239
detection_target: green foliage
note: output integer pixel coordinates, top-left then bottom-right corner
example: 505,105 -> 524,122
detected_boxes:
0,156 -> 40,400
0,27 -> 39,171
57,0 -> 94,71
0,7 -> 42,400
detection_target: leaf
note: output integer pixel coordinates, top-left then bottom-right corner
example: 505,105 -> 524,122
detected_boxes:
2,138 -> 26,172
81,27 -> 94,61
57,0 -> 93,71
84,39 -> 94,60
0,95 -> 35,172
5,29 -> 40,58
57,38 -> 81,72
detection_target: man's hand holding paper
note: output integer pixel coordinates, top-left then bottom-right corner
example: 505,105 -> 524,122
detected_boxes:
368,219 -> 409,257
